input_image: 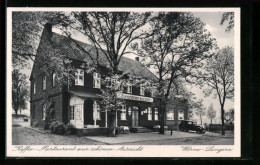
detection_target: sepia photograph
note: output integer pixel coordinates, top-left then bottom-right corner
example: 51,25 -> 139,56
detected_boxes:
6,7 -> 240,157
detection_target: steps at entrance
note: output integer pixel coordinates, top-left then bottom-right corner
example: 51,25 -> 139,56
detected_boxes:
130,127 -> 153,133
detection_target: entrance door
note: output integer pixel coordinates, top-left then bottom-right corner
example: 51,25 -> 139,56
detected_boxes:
75,105 -> 83,128
132,107 -> 139,127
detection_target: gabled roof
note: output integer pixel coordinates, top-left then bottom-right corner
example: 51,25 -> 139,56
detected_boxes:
50,32 -> 158,80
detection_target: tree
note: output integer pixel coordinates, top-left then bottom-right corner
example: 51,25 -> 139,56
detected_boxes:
41,97 -> 55,129
207,103 -> 216,124
201,47 -> 234,135
12,12 -> 152,136
12,12 -> 77,88
192,100 -> 206,125
135,12 -> 216,134
167,79 -> 195,120
220,12 -> 234,32
12,69 -> 29,116
58,12 -> 152,136
12,12 -> 59,68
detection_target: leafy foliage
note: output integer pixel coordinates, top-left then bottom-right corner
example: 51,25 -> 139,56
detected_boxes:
200,46 -> 234,135
50,121 -> 75,135
134,12 -> 216,133
207,103 -> 216,124
202,47 -> 234,102
225,108 -> 234,124
191,99 -> 206,125
58,12 -> 152,72
55,12 -> 154,136
50,121 -> 66,135
12,69 -> 29,115
12,12 -> 60,68
220,12 -> 234,32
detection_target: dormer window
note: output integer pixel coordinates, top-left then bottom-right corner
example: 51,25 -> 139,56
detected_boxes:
93,72 -> 101,88
140,85 -> 145,96
127,84 -> 132,94
75,69 -> 84,86
42,76 -> 46,91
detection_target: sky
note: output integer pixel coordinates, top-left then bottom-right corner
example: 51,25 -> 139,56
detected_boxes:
188,12 -> 234,124
192,12 -> 234,49
20,11 -> 235,124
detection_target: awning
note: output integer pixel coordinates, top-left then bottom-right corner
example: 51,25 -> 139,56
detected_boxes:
68,90 -> 101,98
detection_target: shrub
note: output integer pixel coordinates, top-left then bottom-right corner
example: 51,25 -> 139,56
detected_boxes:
32,121 -> 38,127
64,123 -> 75,135
208,124 -> 234,132
50,121 -> 66,135
50,121 -> 75,135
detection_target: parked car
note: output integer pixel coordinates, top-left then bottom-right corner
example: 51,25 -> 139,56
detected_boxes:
179,120 -> 206,134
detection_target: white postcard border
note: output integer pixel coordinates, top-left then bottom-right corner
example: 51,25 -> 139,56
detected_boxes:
6,7 -> 241,158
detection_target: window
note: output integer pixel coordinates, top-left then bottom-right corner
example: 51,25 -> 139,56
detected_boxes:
42,76 -> 46,90
148,107 -> 152,120
127,84 -> 132,93
75,69 -> 84,86
167,111 -> 174,120
93,101 -> 101,120
154,108 -> 158,120
140,85 -> 145,96
120,105 -> 126,120
50,105 -> 55,120
33,82 -> 36,94
93,72 -> 101,88
178,110 -> 184,120
42,104 -> 46,120
70,106 -> 75,120
52,73 -> 56,87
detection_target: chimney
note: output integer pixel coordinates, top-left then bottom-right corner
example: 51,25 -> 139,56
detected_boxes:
135,57 -> 139,62
43,23 -> 53,38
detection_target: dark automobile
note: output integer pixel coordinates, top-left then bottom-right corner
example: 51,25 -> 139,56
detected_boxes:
179,120 -> 206,134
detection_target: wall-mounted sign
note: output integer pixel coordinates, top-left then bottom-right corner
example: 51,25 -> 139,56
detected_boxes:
116,93 -> 154,103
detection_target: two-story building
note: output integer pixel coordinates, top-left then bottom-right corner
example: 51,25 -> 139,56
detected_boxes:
30,23 -> 161,130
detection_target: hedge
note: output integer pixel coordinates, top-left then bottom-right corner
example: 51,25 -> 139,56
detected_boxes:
50,121 -> 75,135
208,124 -> 234,132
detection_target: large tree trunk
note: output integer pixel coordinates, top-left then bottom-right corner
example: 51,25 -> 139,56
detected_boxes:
14,107 -> 18,116
159,101 -> 166,134
221,105 -> 225,135
159,108 -> 165,134
200,114 -> 202,125
107,112 -> 116,137
211,118 -> 212,124
15,94 -> 19,117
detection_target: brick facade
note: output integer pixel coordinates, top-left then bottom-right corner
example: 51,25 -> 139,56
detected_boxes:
30,23 -> 188,130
